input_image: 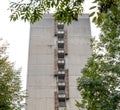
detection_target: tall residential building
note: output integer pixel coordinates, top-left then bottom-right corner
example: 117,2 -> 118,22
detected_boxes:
26,14 -> 91,110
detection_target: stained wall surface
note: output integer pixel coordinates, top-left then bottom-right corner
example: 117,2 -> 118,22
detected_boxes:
66,15 -> 91,110
26,14 -> 91,110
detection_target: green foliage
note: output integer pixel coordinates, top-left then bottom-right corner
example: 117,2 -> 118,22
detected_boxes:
77,54 -> 120,110
9,0 -> 84,24
9,0 -> 120,25
77,0 -> 120,109
0,39 -> 26,110
89,0 -> 120,26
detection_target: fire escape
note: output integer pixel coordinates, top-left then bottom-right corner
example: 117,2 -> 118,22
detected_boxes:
54,23 -> 69,110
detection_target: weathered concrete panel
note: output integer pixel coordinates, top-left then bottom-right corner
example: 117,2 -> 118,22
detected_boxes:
26,14 -> 91,110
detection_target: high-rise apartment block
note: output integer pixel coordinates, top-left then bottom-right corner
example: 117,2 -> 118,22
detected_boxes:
26,14 -> 91,110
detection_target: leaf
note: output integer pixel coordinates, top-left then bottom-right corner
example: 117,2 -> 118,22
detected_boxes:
92,17 -> 97,22
92,0 -> 98,3
97,12 -> 103,26
51,0 -> 55,7
89,12 -> 95,17
89,6 -> 96,10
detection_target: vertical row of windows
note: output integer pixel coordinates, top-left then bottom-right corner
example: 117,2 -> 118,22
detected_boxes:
54,23 -> 69,110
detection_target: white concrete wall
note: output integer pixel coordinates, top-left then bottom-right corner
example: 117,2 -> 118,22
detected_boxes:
26,14 -> 56,110
26,14 -> 91,110
65,15 -> 91,110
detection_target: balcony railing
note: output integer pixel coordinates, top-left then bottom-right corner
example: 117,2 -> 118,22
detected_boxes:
58,49 -> 64,58
58,59 -> 65,68
59,89 -> 65,93
57,23 -> 64,29
59,102 -> 66,107
58,107 -> 66,110
58,70 -> 65,75
58,80 -> 65,86
58,94 -> 66,99
57,31 -> 64,38
58,40 -> 64,48
58,90 -> 66,98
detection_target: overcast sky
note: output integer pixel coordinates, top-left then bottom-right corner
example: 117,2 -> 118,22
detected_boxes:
0,0 -> 99,89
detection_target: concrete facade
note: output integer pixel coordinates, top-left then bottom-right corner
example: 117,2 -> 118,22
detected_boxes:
26,14 -> 91,110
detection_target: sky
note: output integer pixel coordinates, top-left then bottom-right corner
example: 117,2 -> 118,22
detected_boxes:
0,0 -> 99,89
0,0 -> 30,89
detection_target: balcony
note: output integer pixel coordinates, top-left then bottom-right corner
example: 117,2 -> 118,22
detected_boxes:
57,30 -> 64,38
58,59 -> 65,68
58,49 -> 64,58
58,40 -> 64,48
57,23 -> 64,29
58,79 -> 65,86
58,107 -> 66,110
58,70 -> 65,75
59,101 -> 66,107
58,94 -> 66,99
58,90 -> 65,98
59,90 -> 65,94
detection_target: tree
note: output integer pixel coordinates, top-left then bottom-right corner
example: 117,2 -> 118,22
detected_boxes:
9,0 -> 84,24
9,0 -> 120,109
0,39 -> 26,110
9,0 -> 120,25
76,0 -> 120,110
